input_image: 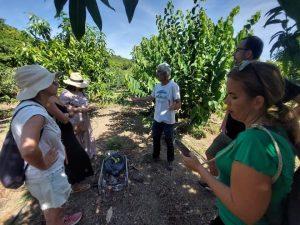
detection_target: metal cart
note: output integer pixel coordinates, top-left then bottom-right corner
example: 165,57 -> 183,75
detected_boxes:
98,151 -> 128,193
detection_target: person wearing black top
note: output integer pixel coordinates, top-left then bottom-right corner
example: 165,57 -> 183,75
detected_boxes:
203,36 -> 300,178
47,95 -> 94,193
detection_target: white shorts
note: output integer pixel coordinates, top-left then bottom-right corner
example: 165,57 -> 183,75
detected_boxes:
26,167 -> 71,210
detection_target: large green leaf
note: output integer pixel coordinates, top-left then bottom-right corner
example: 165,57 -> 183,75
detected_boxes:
54,0 -> 68,16
265,6 -> 282,17
86,0 -> 102,30
264,19 -> 282,27
123,0 -> 138,23
69,0 -> 86,40
278,0 -> 300,28
100,0 -> 115,11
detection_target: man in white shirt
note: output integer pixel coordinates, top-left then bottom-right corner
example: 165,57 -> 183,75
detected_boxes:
133,63 -> 181,170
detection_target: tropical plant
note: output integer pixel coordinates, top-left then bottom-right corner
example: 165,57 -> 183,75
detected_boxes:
0,19 -> 30,102
53,0 -> 139,40
0,65 -> 18,102
0,19 -> 29,67
264,5 -> 300,82
277,0 -> 300,29
129,0 -> 260,126
15,14 -> 114,101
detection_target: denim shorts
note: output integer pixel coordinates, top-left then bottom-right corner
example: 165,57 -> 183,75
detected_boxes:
26,167 -> 71,210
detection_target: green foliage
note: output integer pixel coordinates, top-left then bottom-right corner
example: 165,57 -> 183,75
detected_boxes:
108,55 -> 132,70
189,125 -> 206,139
53,0 -> 139,40
130,0 -> 259,126
0,65 -> 18,102
106,136 -> 122,150
15,14 -> 115,102
264,5 -> 300,82
0,19 -> 30,102
0,19 -> 29,67
278,0 -> 300,29
0,16 -> 132,103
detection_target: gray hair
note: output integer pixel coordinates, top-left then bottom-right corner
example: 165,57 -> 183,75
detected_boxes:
157,63 -> 171,78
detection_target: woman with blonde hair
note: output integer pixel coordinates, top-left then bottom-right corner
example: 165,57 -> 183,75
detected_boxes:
183,62 -> 299,225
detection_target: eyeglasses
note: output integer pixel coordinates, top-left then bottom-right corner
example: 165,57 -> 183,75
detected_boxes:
238,61 -> 265,96
156,70 -> 166,76
235,47 -> 248,52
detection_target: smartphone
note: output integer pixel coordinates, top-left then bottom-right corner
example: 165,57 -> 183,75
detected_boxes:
175,139 -> 191,157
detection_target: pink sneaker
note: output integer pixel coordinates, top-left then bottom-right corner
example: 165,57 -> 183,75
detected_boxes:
64,212 -> 82,225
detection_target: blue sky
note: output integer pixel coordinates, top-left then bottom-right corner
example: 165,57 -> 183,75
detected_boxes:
0,0 -> 282,60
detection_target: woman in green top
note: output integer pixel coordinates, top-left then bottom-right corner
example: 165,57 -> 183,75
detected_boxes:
183,62 -> 300,225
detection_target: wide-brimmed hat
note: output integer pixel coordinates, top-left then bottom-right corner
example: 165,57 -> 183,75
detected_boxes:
63,72 -> 89,88
15,65 -> 56,101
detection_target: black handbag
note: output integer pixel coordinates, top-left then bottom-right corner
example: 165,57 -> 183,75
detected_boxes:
0,103 -> 41,189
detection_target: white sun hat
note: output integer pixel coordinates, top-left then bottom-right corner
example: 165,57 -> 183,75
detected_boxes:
15,64 -> 56,101
63,72 -> 89,88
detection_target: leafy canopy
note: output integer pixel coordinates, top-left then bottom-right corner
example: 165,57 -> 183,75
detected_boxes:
53,0 -> 139,40
129,0 -> 260,126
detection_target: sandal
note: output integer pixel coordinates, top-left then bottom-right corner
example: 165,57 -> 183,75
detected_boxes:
64,212 -> 82,225
71,183 -> 91,193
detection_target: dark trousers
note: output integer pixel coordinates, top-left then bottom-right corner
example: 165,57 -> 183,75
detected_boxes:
152,120 -> 174,162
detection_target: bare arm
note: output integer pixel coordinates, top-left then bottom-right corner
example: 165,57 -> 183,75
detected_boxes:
66,104 -> 91,114
20,115 -> 58,170
47,97 -> 69,124
169,99 -> 181,110
183,155 -> 271,224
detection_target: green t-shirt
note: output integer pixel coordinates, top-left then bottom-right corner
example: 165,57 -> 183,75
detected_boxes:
215,127 -> 295,225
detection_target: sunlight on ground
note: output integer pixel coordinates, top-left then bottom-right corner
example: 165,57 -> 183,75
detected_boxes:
182,184 -> 198,194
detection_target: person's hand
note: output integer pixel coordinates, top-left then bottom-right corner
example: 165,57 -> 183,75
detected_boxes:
87,104 -> 97,112
168,103 -> 177,111
182,153 -> 202,173
43,147 -> 59,170
68,111 -> 74,117
74,122 -> 86,134
67,105 -> 73,112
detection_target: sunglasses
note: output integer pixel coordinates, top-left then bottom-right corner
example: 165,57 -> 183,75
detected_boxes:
238,60 -> 265,96
235,47 -> 249,52
52,79 -> 59,86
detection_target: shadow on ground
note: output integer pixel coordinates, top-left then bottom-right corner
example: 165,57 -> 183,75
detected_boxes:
2,104 -> 217,225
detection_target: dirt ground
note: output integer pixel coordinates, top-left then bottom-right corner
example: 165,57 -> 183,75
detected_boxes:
0,103 -> 220,225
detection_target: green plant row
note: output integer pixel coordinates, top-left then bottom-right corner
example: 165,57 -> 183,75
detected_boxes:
129,0 -> 260,126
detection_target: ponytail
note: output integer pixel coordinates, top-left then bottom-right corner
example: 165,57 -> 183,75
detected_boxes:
267,103 -> 300,146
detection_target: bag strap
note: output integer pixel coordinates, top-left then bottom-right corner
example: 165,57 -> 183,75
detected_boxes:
251,124 -> 283,184
11,101 -> 44,172
201,124 -> 283,184
11,100 -> 44,124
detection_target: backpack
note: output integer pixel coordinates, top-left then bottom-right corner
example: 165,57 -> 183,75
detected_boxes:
104,152 -> 126,176
0,103 -> 41,189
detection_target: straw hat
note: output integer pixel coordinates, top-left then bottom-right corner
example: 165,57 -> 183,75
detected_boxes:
15,65 -> 56,101
63,72 -> 89,88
